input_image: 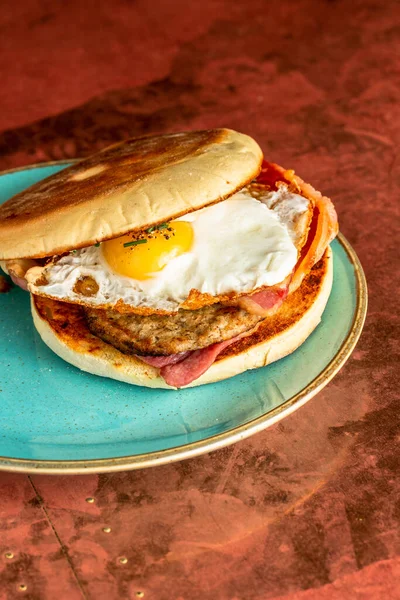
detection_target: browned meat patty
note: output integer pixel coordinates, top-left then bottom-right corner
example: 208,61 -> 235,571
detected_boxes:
84,303 -> 263,356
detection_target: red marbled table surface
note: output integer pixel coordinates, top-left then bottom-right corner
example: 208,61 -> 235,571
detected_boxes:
0,1 -> 399,598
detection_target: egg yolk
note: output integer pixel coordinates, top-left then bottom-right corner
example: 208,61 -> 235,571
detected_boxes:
101,221 -> 193,280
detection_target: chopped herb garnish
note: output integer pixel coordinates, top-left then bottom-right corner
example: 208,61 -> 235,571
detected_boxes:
123,239 -> 148,248
146,222 -> 169,233
94,242 -> 100,247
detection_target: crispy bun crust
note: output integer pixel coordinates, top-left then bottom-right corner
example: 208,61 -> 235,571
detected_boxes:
0,129 -> 262,260
31,247 -> 333,389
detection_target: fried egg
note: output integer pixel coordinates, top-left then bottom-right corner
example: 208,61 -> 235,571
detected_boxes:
27,186 -> 310,312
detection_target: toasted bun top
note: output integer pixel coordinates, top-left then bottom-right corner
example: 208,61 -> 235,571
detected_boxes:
0,129 -> 263,260
31,247 -> 332,389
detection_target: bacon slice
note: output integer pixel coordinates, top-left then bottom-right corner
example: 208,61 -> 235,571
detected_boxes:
9,273 -> 29,290
137,352 -> 191,368
160,335 -> 241,387
234,278 -> 290,316
5,259 -> 40,291
257,161 -> 338,293
136,335 -> 244,387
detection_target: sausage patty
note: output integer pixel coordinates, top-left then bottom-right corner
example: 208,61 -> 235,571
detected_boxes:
84,303 -> 263,356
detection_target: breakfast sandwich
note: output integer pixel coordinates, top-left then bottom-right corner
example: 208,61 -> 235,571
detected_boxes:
0,129 -> 338,388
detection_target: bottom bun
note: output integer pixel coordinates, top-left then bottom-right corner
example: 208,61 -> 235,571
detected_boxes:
31,247 -> 333,389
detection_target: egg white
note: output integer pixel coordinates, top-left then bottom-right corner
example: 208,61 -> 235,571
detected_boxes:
32,187 -> 309,311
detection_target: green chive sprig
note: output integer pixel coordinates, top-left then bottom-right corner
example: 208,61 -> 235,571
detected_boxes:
146,222 -> 169,233
123,239 -> 148,248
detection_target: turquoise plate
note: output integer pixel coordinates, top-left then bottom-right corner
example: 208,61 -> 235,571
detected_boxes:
0,162 -> 367,473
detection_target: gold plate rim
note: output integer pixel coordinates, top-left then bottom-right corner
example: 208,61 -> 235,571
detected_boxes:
0,161 -> 368,474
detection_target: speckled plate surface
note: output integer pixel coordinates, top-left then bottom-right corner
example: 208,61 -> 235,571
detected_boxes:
0,162 -> 367,473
